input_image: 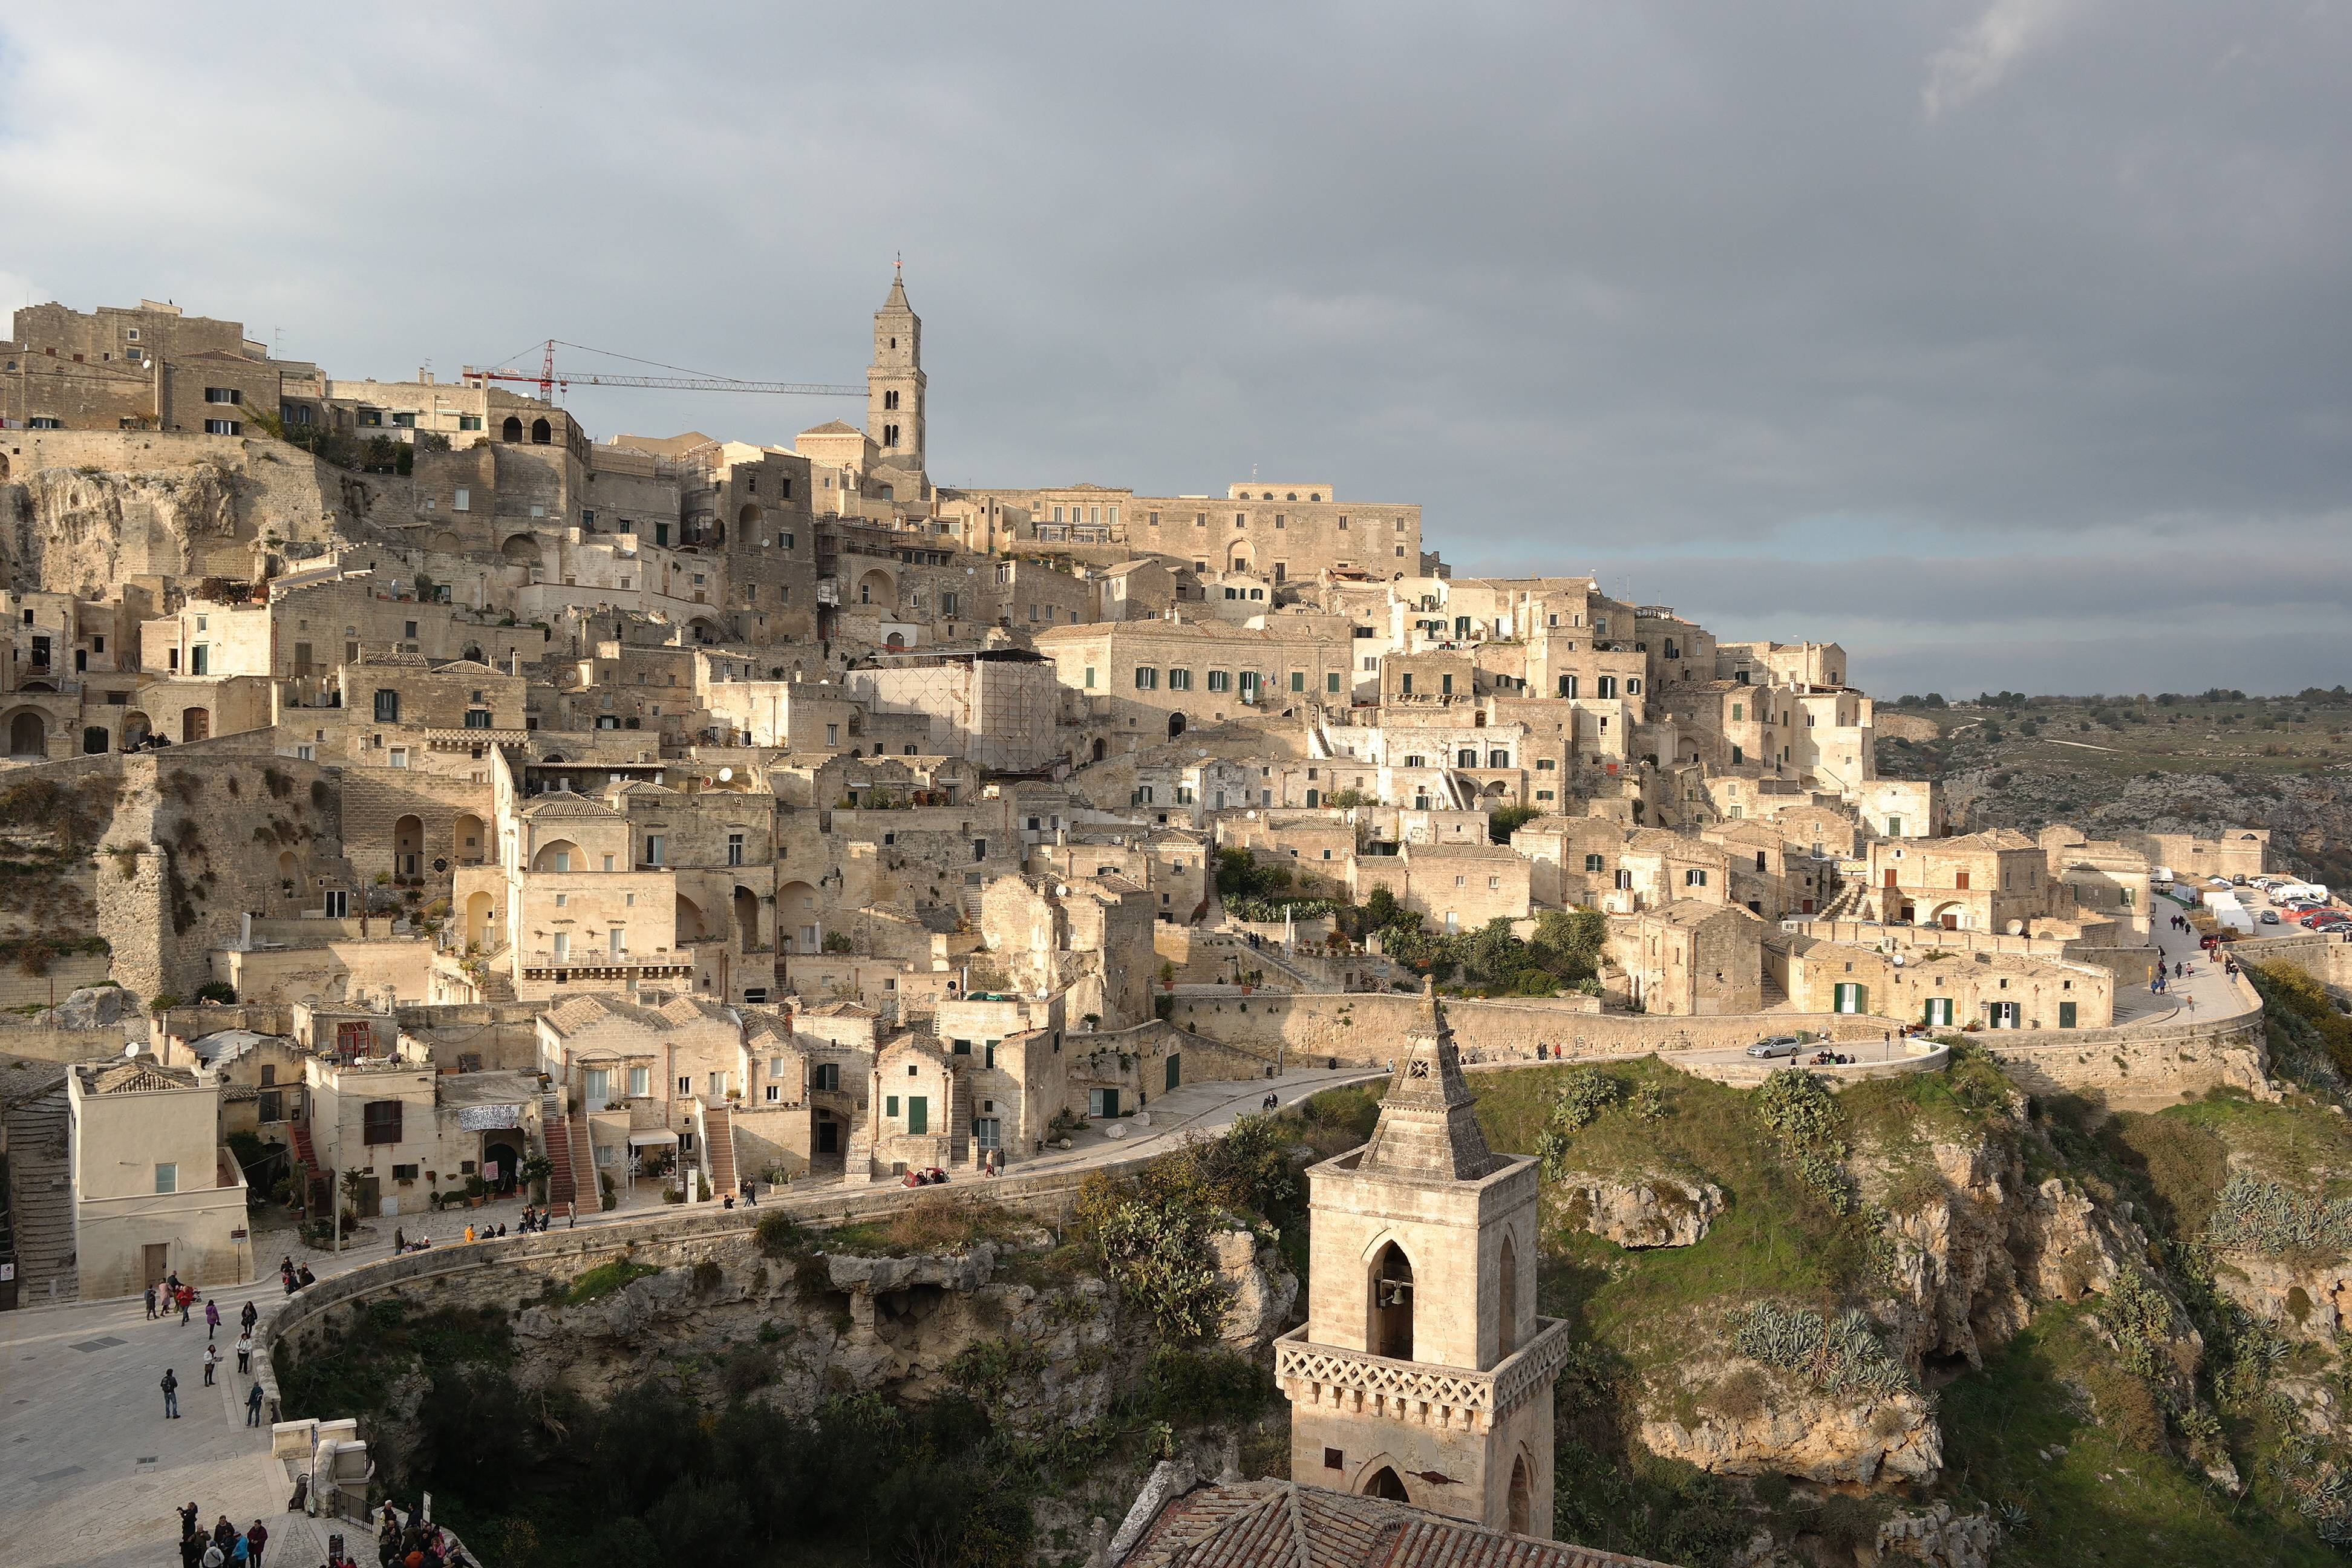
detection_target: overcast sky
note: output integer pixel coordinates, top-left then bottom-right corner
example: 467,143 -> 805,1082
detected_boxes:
4,2 -> 2347,698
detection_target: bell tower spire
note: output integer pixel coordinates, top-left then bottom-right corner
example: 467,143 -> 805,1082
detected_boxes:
1273,981 -> 1573,1537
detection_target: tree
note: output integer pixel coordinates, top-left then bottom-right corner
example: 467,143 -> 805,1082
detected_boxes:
1488,804 -> 1540,843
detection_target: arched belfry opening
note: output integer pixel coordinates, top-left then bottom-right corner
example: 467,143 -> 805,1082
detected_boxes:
1369,1241 -> 1415,1361
1364,1466 -> 1410,1502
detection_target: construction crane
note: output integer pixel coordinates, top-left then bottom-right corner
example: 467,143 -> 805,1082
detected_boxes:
459,339 -> 863,401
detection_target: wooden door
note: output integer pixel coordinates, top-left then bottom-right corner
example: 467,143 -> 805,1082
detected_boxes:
142,1244 -> 170,1289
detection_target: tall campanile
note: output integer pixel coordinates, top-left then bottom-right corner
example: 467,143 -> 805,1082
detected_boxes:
867,264 -> 927,500
1274,981 -> 1572,1537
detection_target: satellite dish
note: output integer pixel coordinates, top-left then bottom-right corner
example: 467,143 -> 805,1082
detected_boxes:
1891,952 -> 1906,967
123,1041 -> 140,1059
718,767 -> 734,782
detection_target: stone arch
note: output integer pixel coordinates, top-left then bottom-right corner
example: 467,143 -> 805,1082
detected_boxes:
121,710 -> 152,749
531,838 -> 583,873
465,890 -> 495,949
1227,547 -> 1252,573
687,616 -> 722,646
733,885 -> 760,950
1927,900 -> 1967,931
453,812 -> 487,866
530,417 -> 551,444
461,643 -> 483,664
778,880 -> 819,952
738,502 -> 762,531
501,415 -> 523,442
1091,737 -> 1108,763
393,814 -> 423,879
1359,1463 -> 1410,1502
5,709 -> 47,759
277,850 -> 298,887
676,893 -> 710,943
428,530 -> 464,554
1508,1452 -> 1533,1535
885,632 -> 906,650
857,567 -> 895,608
1168,711 -> 1186,739
180,707 -> 211,743
500,534 -> 539,566
1367,1238 -> 1415,1361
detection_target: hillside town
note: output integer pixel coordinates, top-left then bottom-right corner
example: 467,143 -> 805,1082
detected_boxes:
0,279 -> 2325,1568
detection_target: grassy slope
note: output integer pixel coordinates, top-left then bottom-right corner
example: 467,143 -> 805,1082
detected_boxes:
1463,1053 -> 2351,1567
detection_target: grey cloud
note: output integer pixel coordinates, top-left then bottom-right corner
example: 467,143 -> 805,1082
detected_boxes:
1,2 -> 2346,694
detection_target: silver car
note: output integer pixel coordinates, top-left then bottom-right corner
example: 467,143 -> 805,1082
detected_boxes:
1746,1035 -> 1804,1059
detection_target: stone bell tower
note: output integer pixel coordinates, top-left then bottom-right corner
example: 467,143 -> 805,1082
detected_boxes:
867,263 -> 928,501
1274,982 -> 1571,1537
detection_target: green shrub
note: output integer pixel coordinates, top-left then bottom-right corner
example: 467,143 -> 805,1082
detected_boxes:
566,1258 -> 659,1304
1730,1302 -> 1914,1397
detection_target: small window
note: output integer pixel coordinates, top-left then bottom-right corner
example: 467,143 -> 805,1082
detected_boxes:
154,1162 -> 178,1194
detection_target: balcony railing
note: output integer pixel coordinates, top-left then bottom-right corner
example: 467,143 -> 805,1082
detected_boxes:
1271,1316 -> 1573,1434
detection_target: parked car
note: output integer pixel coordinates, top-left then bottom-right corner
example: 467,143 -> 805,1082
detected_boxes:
2311,913 -> 2352,931
1746,1035 -> 1805,1059
2232,874 -> 2248,886
2209,877 -> 2234,889
2261,910 -> 2282,926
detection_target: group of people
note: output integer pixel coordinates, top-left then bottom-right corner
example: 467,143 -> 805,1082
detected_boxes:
145,1275 -> 200,1324
277,1256 -> 318,1295
378,1502 -> 475,1568
175,1504 -> 266,1568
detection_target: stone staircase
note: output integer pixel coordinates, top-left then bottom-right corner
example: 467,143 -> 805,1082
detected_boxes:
540,1092 -> 577,1209
566,1111 -> 598,1211
705,1105 -> 737,1197
3,1085 -> 77,1304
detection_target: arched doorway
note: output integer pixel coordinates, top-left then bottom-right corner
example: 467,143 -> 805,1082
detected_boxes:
1091,737 -> 1107,763
180,707 -> 210,743
885,632 -> 906,650
465,890 -> 495,949
1362,1466 -> 1410,1501
453,813 -> 486,866
482,1136 -> 522,1195
121,711 -> 152,750
1369,1241 -> 1415,1361
501,416 -> 523,442
733,886 -> 760,949
7,710 -> 47,759
777,880 -> 818,952
393,814 -> 423,880
276,850 -> 298,892
1508,1454 -> 1532,1535
1168,711 -> 1186,739
738,502 -> 762,533
460,643 -> 483,664
530,417 -> 551,444
676,893 -> 710,942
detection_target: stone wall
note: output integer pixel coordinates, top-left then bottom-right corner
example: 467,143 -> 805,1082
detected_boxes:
1168,990 -> 1896,1066
0,949 -> 112,1010
1983,1011 -> 2271,1110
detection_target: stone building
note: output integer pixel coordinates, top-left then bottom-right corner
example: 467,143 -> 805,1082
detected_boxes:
846,1031 -> 969,1180
1275,985 -> 1570,1534
1864,829 -> 2054,933
65,1059 -> 250,1297
1604,900 -> 1766,1016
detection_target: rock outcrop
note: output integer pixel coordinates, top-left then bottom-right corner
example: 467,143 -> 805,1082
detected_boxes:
1873,1503 -> 1998,1568
1557,1172 -> 1725,1249
1209,1227 -> 1298,1350
1640,1357 -> 1942,1484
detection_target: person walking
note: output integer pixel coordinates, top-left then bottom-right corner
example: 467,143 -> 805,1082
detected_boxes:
178,1290 -> 192,1325
245,1380 -> 266,1427
240,1300 -> 256,1335
204,1298 -> 221,1339
161,1367 -> 180,1418
244,1520 -> 269,1568
203,1342 -> 220,1386
463,1223 -> 475,1244
145,1284 -> 158,1320
393,1227 -> 405,1254
235,1329 -> 253,1375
